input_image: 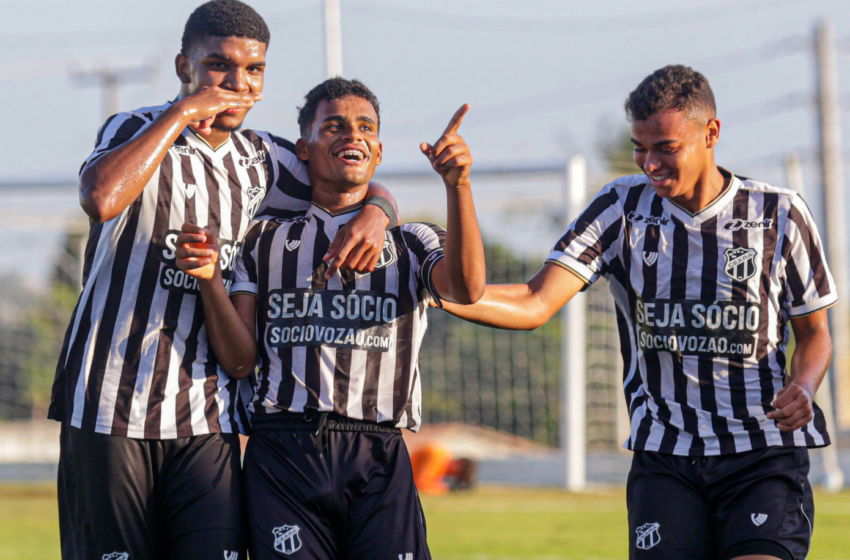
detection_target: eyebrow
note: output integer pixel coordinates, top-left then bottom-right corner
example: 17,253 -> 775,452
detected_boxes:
630,138 -> 676,147
321,115 -> 377,126
203,53 -> 266,67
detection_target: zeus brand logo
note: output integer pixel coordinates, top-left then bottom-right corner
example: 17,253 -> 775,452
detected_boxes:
724,219 -> 773,231
627,212 -> 669,226
171,145 -> 196,156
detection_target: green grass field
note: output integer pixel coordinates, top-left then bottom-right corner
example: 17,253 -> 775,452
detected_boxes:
2,484 -> 848,559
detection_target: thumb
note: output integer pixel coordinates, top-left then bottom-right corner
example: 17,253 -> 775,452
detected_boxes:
420,143 -> 432,156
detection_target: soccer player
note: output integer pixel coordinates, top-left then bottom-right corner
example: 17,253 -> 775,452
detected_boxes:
48,2 -> 398,559
174,77 -> 485,559
439,66 -> 835,560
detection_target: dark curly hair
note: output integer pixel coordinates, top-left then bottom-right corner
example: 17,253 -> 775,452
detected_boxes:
181,0 -> 270,56
297,78 -> 381,138
625,65 -> 716,122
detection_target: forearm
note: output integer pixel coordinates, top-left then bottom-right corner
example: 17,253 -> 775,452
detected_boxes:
440,284 -> 549,330
365,181 -> 399,218
441,184 -> 486,304
80,103 -> 192,223
198,273 -> 257,378
789,326 -> 832,395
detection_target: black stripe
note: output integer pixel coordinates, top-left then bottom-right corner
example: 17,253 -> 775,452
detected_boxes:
254,221 -> 286,410
145,290 -> 184,439
698,215 -> 735,454
670,216 -> 704,452
729,188 -> 767,450
109,156 -> 175,437
93,114 -> 119,149
80,194 -> 147,431
80,222 -> 103,288
303,218 -> 331,411
47,295 -> 85,422
332,269 -> 356,416
175,301 -> 208,434
787,205 -> 830,300
222,153 -> 244,238
362,264 -> 387,422
391,228 -> 417,423
102,115 -> 146,154
576,220 -> 621,269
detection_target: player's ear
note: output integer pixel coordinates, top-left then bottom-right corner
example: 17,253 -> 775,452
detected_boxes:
295,138 -> 309,162
374,141 -> 383,167
706,118 -> 721,149
175,54 -> 191,85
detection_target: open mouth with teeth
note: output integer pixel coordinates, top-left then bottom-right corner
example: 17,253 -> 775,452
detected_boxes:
334,148 -> 369,163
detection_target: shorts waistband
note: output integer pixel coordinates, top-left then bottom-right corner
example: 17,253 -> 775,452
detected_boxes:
250,410 -> 401,435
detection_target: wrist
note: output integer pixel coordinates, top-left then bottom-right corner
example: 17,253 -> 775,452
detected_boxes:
445,179 -> 471,191
364,196 -> 397,229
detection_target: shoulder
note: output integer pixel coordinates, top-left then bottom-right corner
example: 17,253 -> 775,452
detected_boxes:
119,102 -> 172,123
399,222 -> 446,238
241,130 -> 298,153
737,175 -> 797,200
594,174 -> 651,208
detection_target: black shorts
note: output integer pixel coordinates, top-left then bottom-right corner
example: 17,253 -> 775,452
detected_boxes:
627,447 -> 814,560
244,414 -> 431,560
58,424 -> 245,560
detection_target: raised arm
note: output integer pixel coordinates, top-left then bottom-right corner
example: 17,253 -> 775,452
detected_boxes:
439,262 -> 586,330
767,309 -> 833,432
174,223 -> 258,378
80,87 -> 262,223
420,104 -> 485,304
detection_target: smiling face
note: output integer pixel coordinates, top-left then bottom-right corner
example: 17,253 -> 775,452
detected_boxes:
296,95 -> 383,190
631,109 -> 720,200
176,35 -> 266,132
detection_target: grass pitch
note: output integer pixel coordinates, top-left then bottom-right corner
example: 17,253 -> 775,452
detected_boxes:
2,484 -> 848,559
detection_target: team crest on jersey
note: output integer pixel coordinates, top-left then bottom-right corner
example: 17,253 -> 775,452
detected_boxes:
285,240 -> 302,251
102,553 -> 129,560
724,247 -> 758,282
374,239 -> 396,270
273,525 -> 302,555
246,185 -> 265,219
635,522 -> 661,550
642,251 -> 658,266
751,513 -> 768,526
183,183 -> 197,199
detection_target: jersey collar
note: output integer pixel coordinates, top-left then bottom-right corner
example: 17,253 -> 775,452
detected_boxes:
307,202 -> 364,235
662,167 -> 740,225
166,98 -> 235,158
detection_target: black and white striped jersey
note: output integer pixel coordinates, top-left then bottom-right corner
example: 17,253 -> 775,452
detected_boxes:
48,101 -> 312,439
231,204 -> 445,431
549,170 -> 837,456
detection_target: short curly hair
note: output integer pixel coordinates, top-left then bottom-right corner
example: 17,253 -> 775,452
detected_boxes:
181,0 -> 270,56
298,78 -> 381,138
625,65 -> 716,122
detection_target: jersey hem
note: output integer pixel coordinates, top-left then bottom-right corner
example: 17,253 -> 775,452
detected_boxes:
544,257 -> 594,285
67,418 -> 233,439
624,439 -> 830,457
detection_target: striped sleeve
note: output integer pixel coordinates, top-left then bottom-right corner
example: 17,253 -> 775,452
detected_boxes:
546,183 -> 624,285
251,131 -> 312,216
230,220 -> 265,296
401,222 -> 446,308
79,112 -> 150,174
781,194 -> 838,316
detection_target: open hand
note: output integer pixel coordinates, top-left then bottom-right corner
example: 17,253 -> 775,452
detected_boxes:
420,104 -> 472,189
175,223 -> 220,281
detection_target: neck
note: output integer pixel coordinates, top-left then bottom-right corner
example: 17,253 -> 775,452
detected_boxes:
178,88 -> 231,150
310,179 -> 370,215
670,158 -> 727,214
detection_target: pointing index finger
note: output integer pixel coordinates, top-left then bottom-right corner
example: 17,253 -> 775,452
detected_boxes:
443,103 -> 470,136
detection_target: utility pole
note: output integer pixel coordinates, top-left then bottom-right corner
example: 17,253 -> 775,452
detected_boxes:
323,0 -> 343,78
786,152 -> 845,492
815,21 -> 850,430
561,155 -> 587,492
71,65 -> 156,121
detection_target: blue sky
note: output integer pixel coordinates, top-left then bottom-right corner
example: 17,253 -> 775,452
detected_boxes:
2,0 -> 850,288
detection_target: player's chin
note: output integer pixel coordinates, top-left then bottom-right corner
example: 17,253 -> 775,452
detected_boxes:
212,114 -> 246,133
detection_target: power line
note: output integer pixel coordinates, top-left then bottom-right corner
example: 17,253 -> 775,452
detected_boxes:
351,0 -> 807,34
388,35 -> 808,133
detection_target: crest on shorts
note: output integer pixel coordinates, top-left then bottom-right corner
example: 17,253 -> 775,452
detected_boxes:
273,525 -> 302,555
635,522 -> 661,550
102,553 -> 129,560
724,247 -> 758,282
375,239 -> 396,270
246,185 -> 265,219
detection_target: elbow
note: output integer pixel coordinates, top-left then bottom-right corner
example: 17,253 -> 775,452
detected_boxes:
224,361 -> 255,380
79,179 -> 113,224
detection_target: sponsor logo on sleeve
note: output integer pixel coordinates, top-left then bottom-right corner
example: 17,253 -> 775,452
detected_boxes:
157,230 -> 240,295
264,289 -> 398,353
272,525 -> 302,555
